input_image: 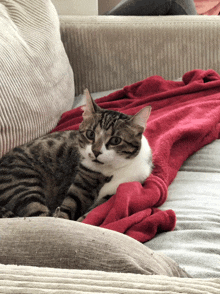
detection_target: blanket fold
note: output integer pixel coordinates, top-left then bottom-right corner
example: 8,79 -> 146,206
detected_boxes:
52,69 -> 220,243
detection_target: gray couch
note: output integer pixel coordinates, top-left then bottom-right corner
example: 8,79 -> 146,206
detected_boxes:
1,6 -> 220,293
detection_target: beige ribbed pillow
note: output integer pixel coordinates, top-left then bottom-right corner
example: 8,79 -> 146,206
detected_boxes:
0,217 -> 190,277
0,0 -> 74,157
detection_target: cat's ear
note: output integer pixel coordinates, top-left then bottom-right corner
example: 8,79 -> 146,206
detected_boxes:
82,89 -> 101,118
131,106 -> 151,131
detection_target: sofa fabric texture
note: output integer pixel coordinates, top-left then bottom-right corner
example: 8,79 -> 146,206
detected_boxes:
60,15 -> 220,96
0,0 -> 74,157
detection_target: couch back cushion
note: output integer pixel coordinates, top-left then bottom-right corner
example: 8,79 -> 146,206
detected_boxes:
0,0 -> 74,157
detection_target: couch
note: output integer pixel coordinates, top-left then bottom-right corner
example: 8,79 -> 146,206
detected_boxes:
0,1 -> 220,293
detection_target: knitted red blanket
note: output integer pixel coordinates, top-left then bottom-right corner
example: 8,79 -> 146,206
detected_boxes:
52,69 -> 220,243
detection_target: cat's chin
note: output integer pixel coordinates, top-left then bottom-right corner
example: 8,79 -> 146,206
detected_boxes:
92,159 -> 104,165
81,157 -> 119,175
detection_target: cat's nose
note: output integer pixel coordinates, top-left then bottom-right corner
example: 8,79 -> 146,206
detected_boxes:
93,150 -> 102,158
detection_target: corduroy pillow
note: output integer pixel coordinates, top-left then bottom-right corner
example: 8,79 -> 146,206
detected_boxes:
0,217 -> 190,277
0,0 -> 74,157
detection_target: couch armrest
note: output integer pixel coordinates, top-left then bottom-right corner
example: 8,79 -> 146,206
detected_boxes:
60,15 -> 220,96
2,264 -> 220,293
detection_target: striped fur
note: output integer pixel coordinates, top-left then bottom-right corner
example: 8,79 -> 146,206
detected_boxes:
0,90 -> 152,220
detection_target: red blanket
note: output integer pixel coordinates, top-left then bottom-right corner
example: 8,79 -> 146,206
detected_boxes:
52,69 -> 220,243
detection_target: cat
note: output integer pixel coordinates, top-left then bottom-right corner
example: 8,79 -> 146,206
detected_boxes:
0,89 -> 152,221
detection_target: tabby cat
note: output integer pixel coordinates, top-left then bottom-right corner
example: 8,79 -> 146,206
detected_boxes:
0,89 -> 152,221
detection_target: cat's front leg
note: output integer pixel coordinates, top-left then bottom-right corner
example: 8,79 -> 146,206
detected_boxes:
53,206 -> 71,219
53,194 -> 77,220
77,213 -> 88,222
77,194 -> 112,222
0,206 -> 16,218
53,181 -> 93,220
55,165 -> 111,221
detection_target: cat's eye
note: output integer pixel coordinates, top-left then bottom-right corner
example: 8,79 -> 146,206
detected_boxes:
86,130 -> 95,140
109,137 -> 122,146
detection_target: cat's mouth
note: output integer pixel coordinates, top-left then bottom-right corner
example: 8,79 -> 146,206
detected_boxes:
92,159 -> 104,165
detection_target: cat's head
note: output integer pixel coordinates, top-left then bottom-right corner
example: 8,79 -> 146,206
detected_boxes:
78,89 -> 151,171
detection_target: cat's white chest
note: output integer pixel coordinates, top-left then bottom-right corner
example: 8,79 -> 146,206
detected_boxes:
97,136 -> 152,200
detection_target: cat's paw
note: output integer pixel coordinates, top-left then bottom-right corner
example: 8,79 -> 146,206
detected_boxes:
0,206 -> 16,218
53,207 -> 70,220
77,213 -> 88,222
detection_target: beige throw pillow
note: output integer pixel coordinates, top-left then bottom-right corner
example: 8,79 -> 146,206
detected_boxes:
0,217 -> 190,277
0,0 -> 74,157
